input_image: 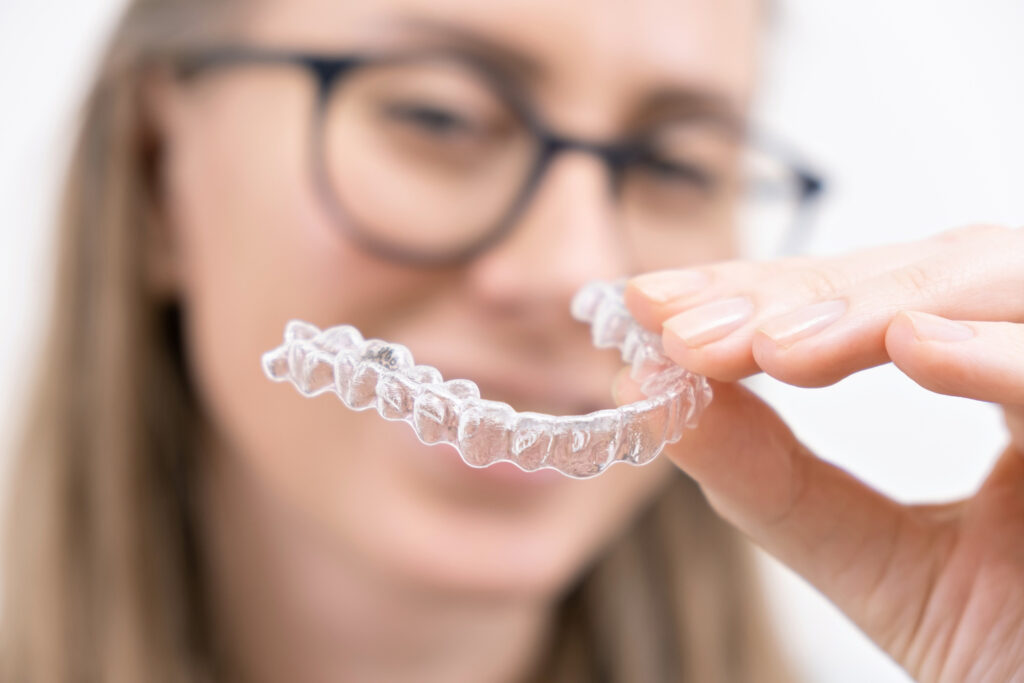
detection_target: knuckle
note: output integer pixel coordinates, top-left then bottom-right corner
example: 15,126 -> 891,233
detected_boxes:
889,263 -> 935,299
789,266 -> 845,301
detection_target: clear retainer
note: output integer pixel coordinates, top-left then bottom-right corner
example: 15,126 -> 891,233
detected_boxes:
261,281 -> 712,479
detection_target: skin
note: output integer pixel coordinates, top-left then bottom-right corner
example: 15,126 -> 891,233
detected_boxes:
624,223 -> 1024,681
149,0 -> 760,681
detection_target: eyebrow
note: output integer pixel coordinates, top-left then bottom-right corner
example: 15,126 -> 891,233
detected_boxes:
385,16 -> 545,82
382,15 -> 747,132
636,88 -> 748,132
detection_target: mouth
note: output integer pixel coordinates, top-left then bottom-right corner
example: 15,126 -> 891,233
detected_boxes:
426,445 -> 571,492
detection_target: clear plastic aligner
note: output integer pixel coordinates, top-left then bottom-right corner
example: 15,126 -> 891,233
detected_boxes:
262,280 -> 712,479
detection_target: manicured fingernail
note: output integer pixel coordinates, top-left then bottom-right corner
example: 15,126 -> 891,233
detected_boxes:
759,299 -> 848,348
906,312 -> 975,342
664,296 -> 754,347
630,270 -> 711,304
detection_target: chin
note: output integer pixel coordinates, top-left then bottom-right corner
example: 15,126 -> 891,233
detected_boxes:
381,511 -> 595,600
328,431 -> 608,598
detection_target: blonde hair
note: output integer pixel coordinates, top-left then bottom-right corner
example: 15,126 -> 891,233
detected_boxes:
1,1 -> 789,681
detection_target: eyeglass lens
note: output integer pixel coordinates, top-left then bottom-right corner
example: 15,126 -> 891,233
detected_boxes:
319,55 -> 807,264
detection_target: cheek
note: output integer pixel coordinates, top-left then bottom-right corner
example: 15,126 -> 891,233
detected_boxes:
163,72 -> 432,528
170,71 -> 411,327
167,70 -> 433,403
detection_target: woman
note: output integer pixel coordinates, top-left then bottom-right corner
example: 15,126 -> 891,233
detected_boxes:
3,1 -> 1022,682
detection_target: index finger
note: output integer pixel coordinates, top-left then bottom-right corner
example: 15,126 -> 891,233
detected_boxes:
624,224 -> 1024,385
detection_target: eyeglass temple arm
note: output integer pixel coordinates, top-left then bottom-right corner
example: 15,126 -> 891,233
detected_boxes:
173,46 -> 362,85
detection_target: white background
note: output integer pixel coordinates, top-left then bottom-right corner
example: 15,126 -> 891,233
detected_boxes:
1,2 -> 1022,681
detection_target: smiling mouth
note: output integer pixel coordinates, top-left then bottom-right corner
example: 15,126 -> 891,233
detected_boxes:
262,281 -> 713,479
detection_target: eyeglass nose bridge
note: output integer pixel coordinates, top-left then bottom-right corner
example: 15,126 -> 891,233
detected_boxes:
537,133 -> 635,196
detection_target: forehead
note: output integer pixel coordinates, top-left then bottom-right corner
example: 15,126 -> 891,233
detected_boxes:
243,0 -> 762,126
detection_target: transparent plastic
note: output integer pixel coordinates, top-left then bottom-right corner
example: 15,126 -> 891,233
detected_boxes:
262,280 -> 712,478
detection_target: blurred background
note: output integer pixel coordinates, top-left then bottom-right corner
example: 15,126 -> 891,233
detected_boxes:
1,1 -> 1022,680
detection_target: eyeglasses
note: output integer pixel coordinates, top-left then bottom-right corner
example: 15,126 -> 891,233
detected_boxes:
177,46 -> 825,267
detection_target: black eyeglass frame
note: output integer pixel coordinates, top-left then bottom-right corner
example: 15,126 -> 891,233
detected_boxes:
176,46 -> 826,267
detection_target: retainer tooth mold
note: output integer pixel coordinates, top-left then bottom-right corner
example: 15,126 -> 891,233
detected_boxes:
458,400 -> 515,467
261,280 -> 712,479
510,412 -> 557,471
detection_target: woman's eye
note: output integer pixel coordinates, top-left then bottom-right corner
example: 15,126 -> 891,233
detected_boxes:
638,153 -> 717,191
381,102 -> 479,139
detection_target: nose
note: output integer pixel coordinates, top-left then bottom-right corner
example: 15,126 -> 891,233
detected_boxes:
465,150 -> 627,325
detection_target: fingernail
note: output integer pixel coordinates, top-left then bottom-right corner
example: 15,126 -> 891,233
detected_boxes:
664,296 -> 754,347
630,269 -> 711,304
759,299 -> 848,348
906,312 -> 975,342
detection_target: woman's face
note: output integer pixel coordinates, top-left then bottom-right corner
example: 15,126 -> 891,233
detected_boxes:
158,0 -> 760,597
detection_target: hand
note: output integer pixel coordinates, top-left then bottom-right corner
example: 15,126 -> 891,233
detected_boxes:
621,224 -> 1024,682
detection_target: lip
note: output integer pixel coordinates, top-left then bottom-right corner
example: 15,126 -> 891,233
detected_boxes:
450,451 -> 568,486
411,437 -> 570,494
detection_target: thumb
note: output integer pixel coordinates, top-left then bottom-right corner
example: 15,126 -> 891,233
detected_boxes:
614,372 -> 933,644
659,380 -> 807,529
615,374 -> 827,535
